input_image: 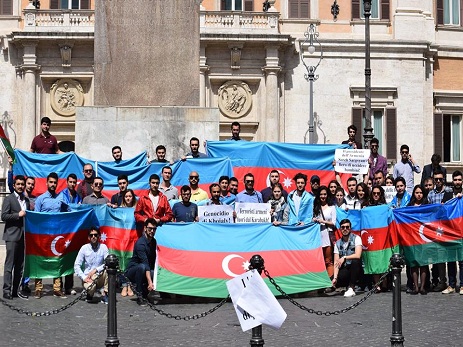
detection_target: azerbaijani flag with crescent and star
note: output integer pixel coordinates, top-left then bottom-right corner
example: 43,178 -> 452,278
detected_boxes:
391,198 -> 463,267
206,141 -> 350,191
336,205 -> 396,274
24,208 -> 99,278
0,124 -> 15,162
155,222 -> 332,298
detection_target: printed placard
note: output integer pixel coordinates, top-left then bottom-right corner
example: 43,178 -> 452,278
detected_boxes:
198,205 -> 234,223
335,149 -> 370,174
383,185 -> 396,204
235,203 -> 271,223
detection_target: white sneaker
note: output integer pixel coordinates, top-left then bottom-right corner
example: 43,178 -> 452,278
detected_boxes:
70,289 -> 77,295
442,286 -> 455,294
344,287 -> 356,298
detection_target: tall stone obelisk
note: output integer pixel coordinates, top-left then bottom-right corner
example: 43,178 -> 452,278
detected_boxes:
94,0 -> 200,106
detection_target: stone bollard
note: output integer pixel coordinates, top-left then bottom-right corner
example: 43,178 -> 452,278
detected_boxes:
390,253 -> 405,347
249,254 -> 265,347
105,254 -> 120,347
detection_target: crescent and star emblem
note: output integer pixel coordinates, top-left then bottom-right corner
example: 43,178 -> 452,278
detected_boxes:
418,224 -> 433,243
50,236 -> 71,256
221,254 -> 250,277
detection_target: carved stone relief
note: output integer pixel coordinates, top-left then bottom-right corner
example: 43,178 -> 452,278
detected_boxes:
218,81 -> 252,119
50,78 -> 84,117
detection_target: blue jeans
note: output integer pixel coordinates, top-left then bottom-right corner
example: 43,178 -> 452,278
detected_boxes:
125,264 -> 153,298
447,261 -> 463,288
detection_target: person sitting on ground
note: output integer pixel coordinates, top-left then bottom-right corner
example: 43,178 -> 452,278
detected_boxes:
125,218 -> 158,306
73,226 -> 109,304
332,219 -> 363,298
268,183 -> 287,226
172,185 -> 198,222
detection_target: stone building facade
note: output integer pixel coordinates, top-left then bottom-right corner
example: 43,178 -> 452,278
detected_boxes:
0,0 -> 462,182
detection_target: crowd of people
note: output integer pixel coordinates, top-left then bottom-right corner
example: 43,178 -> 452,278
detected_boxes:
2,119 -> 462,305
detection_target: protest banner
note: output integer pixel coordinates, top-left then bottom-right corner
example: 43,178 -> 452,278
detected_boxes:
383,185 -> 396,204
198,205 -> 234,223
235,202 -> 271,223
334,148 -> 370,174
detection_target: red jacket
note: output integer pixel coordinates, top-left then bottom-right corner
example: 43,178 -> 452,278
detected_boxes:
134,190 -> 173,225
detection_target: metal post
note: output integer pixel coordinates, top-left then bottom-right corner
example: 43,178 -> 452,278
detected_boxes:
300,24 -> 323,144
249,255 -> 265,347
390,253 -> 405,347
363,0 -> 374,149
105,254 -> 120,347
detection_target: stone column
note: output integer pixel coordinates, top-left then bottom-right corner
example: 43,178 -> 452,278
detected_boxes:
199,44 -> 209,107
20,41 -> 40,150
262,45 -> 281,142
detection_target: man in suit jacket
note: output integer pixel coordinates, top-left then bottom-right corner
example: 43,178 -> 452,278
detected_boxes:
1,175 -> 30,300
421,153 -> 447,185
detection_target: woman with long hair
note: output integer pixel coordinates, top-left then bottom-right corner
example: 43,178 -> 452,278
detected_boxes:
354,182 -> 369,209
328,180 -> 341,204
121,189 -> 137,208
367,185 -> 386,206
268,183 -> 287,226
407,184 -> 429,295
313,186 -> 336,279
389,177 -> 411,208
334,187 -> 346,209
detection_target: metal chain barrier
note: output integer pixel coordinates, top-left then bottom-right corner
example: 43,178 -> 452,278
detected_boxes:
118,271 -> 229,320
0,271 -> 104,317
264,267 -> 391,316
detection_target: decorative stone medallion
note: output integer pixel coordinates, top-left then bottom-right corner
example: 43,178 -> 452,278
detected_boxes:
218,81 -> 252,118
50,78 -> 84,117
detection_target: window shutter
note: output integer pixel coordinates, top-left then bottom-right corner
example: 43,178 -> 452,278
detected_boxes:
1,0 -> 13,15
352,0 -> 361,20
434,113 -> 444,160
436,0 -> 444,25
244,0 -> 253,11
300,0 -> 310,18
385,108 -> 397,161
81,0 -> 90,10
380,0 -> 390,20
352,108 -> 364,144
50,0 -> 59,9
460,0 -> 463,27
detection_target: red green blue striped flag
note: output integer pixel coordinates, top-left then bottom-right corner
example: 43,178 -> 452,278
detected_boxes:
155,222 -> 332,298
0,124 -> 15,162
391,198 -> 463,267
24,208 -> 99,278
336,205 -> 397,274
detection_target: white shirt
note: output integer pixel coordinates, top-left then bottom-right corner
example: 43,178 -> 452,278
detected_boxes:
334,234 -> 362,254
74,243 -> 109,280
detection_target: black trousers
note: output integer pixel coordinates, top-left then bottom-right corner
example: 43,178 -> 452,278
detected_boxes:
337,259 -> 362,288
3,239 -> 25,295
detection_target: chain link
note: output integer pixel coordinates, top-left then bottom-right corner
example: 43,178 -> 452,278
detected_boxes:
0,270 -> 104,317
264,267 -> 391,316
118,271 -> 229,320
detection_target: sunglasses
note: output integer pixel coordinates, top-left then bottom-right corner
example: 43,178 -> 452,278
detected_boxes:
434,178 -> 444,182
340,225 -> 350,230
89,233 -> 99,237
189,176 -> 199,179
146,227 -> 155,231
93,182 -> 103,187
370,144 -> 378,148
245,180 -> 254,183
84,169 -> 93,173
401,151 -> 409,154
372,191 -> 381,195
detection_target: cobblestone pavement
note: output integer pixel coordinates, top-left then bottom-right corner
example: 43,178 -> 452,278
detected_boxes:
0,276 -> 462,347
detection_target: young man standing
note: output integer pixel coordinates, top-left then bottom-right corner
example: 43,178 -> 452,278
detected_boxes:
188,171 -> 209,202
341,125 -> 362,149
30,116 -> 59,154
112,146 -> 123,163
111,174 -> 129,207
1,175 -> 30,300
261,170 -> 288,202
368,138 -> 388,181
283,173 -> 314,225
236,173 -> 263,203
229,177 -> 239,195
82,177 -> 111,205
183,137 -> 207,159
159,166 -> 178,201
393,144 -> 421,195
207,183 -> 222,205
229,121 -> 242,141
172,186 -> 198,222
77,163 -> 94,200
60,174 -> 83,204
134,174 -> 173,231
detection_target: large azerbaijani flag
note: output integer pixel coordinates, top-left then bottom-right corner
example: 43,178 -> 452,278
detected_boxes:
98,157 -> 234,200
24,208 -> 100,278
336,205 -> 396,274
392,198 -> 463,267
0,124 -> 15,162
206,141 -> 350,191
155,222 -> 332,298
84,204 -> 139,271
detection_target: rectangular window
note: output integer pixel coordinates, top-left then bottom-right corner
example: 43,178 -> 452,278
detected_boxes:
444,0 -> 460,25
443,115 -> 461,162
221,0 -> 253,11
50,0 -> 90,9
352,0 -> 390,20
0,0 -> 13,15
288,0 -> 310,19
